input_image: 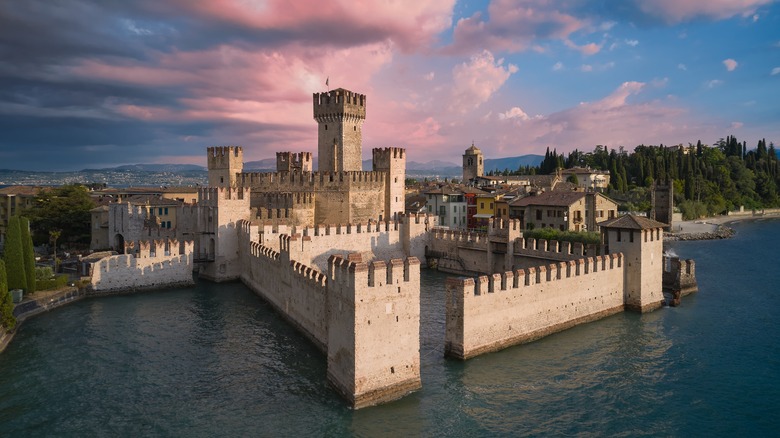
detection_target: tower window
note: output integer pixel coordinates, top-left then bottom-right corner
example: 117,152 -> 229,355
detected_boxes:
354,126 -> 357,131
325,125 -> 328,130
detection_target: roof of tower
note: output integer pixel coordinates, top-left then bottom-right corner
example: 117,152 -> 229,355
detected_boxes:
598,214 -> 668,230
465,143 -> 482,154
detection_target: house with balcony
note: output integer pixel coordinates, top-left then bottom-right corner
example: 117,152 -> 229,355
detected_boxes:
509,190 -> 618,232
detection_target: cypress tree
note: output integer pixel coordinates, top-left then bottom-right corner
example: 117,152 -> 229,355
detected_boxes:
0,260 -> 16,331
20,217 -> 36,294
3,216 -> 28,292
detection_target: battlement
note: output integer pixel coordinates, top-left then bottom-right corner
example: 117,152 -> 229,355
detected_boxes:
239,170 -> 386,190
207,146 -> 243,167
313,88 -> 366,121
328,254 -> 419,289
198,186 -> 250,204
514,237 -> 587,258
123,238 -> 191,258
432,228 -> 488,246
277,151 -> 314,172
372,147 -> 406,162
452,253 -> 623,296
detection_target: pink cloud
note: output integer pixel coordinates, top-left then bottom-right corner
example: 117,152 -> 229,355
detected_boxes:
181,0 -> 455,52
450,50 -> 518,113
723,58 -> 738,71
447,0 -> 586,54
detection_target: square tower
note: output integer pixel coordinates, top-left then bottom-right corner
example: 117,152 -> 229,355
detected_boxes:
373,147 -> 406,221
463,143 -> 484,183
207,146 -> 243,187
600,215 -> 667,312
313,88 -> 366,172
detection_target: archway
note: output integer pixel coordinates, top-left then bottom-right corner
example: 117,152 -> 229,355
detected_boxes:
113,234 -> 125,253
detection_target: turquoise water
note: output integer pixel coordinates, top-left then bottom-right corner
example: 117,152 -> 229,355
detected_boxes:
1,220 -> 779,436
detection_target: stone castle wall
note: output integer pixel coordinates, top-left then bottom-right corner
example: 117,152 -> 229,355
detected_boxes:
445,253 -> 624,359
236,220 -> 421,408
90,239 -> 195,293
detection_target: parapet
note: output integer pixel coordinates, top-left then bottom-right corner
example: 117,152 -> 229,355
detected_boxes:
198,186 -> 250,205
276,151 -> 314,172
372,147 -> 406,165
313,88 -> 366,122
207,146 -> 243,169
451,253 -> 623,296
327,254 -> 419,289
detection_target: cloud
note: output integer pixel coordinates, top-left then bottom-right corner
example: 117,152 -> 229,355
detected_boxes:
731,121 -> 744,129
553,62 -> 564,71
581,0 -> 773,25
625,39 -> 639,47
723,58 -> 738,71
498,107 -> 531,121
581,64 -> 593,72
450,50 -> 518,113
705,79 -> 724,88
678,63 -> 687,71
565,40 -> 603,55
771,67 -> 780,75
445,0 -> 586,54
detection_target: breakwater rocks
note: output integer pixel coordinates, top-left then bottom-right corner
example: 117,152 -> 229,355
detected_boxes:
665,225 -> 735,241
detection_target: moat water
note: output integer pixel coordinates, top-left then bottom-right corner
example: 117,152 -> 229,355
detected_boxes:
1,219 -> 779,436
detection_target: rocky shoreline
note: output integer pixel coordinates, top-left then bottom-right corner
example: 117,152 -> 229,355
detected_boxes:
664,225 -> 736,241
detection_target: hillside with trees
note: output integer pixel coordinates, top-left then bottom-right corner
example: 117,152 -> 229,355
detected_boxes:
504,136 -> 779,220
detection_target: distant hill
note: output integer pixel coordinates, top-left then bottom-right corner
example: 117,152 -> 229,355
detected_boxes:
484,155 -> 543,173
82,164 -> 205,172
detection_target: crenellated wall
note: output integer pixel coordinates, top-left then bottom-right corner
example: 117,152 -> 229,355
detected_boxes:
445,253 -> 624,359
236,219 -> 421,409
90,239 -> 195,293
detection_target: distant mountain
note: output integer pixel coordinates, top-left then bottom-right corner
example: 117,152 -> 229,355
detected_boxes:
82,164 -> 205,172
484,155 -> 543,173
243,158 -> 278,171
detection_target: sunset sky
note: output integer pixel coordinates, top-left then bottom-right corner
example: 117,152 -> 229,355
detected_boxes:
1,0 -> 779,171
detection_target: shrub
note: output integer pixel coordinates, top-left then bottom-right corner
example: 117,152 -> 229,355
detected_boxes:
36,274 -> 70,291
522,227 -> 602,245
35,266 -> 54,280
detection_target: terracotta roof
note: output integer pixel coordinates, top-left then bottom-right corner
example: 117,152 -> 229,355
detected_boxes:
124,195 -> 184,206
510,191 -> 586,207
465,143 -> 481,153
598,214 -> 667,230
0,185 -> 43,196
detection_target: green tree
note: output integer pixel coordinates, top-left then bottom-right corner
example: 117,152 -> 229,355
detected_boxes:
23,184 -> 95,246
20,217 -> 36,294
3,216 -> 28,291
566,174 -> 579,185
0,260 -> 17,331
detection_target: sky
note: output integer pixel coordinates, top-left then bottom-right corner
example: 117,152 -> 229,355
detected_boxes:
1,0 -> 779,171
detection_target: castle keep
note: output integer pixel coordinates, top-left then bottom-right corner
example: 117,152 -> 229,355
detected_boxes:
93,86 -> 697,410
207,88 -> 405,226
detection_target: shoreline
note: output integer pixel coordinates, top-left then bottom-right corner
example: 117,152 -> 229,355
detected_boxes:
665,211 -> 780,241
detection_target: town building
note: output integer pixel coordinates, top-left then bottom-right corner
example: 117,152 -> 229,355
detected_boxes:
509,190 -> 618,232
0,186 -> 42,248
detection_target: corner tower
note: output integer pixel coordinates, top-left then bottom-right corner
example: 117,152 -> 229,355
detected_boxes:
207,146 -> 243,187
313,88 -> 366,172
463,143 -> 484,183
600,214 -> 667,313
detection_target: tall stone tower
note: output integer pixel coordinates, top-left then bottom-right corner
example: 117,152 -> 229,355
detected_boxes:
600,215 -> 667,313
373,147 -> 406,221
462,143 -> 484,183
651,181 -> 673,231
313,88 -> 366,172
207,146 -> 243,187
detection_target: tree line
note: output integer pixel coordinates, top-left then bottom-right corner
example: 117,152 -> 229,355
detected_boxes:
506,136 -> 778,220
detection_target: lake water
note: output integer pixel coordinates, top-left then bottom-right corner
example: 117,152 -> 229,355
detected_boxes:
1,219 -> 778,436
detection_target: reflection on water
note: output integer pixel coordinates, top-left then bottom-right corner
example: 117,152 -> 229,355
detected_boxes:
1,221 -> 780,436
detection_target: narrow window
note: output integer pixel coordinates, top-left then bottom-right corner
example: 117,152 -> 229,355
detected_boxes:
325,125 -> 328,130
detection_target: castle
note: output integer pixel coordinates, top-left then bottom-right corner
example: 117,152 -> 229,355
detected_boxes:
94,87 -> 696,409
